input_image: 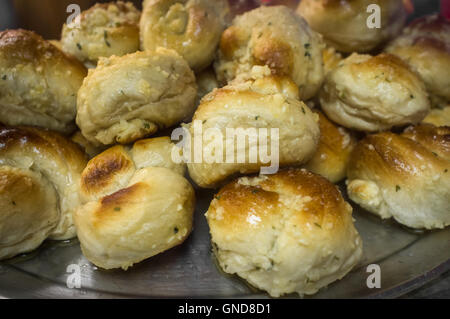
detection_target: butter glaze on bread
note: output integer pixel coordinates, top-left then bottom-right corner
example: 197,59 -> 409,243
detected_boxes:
215,6 -> 324,100
61,1 -> 141,67
297,0 -> 408,53
140,0 -> 229,72
320,53 -> 430,132
75,136 -> 194,270
0,125 -> 88,259
0,29 -> 87,134
347,124 -> 450,229
207,168 -> 362,297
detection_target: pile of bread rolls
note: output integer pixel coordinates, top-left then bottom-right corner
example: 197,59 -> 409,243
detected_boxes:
0,0 -> 448,298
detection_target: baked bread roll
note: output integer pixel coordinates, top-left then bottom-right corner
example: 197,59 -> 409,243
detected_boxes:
304,110 -> 357,183
140,0 -> 229,72
422,105 -> 450,127
61,1 -> 140,68
206,168 -> 363,297
215,5 -> 324,100
75,136 -> 194,269
385,14 -> 450,108
319,53 -> 430,132
297,0 -> 408,53
0,125 -> 88,260
76,48 -> 197,146
347,124 -> 450,229
0,29 -> 87,134
186,68 -> 320,188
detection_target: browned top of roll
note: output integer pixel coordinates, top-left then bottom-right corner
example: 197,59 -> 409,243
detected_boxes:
208,168 -> 351,235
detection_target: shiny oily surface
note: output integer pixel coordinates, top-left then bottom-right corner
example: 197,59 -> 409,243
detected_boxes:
0,184 -> 448,298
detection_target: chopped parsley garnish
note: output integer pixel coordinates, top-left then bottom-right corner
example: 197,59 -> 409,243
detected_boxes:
396,185 -> 401,192
301,107 -> 306,114
76,43 -> 82,50
174,227 -> 179,234
114,207 -> 121,211
2,75 -> 6,80
314,223 -> 322,228
104,30 -> 111,47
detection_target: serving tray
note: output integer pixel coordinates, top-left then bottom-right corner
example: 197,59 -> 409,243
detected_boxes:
0,0 -> 446,300
0,185 -> 449,299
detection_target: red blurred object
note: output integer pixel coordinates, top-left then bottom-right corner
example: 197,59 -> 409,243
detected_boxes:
403,0 -> 414,14
228,0 -> 260,18
442,0 -> 450,19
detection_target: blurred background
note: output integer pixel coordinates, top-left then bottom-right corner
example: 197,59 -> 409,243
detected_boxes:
0,0 -> 444,40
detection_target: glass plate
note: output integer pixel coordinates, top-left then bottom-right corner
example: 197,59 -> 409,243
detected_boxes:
0,186 -> 449,299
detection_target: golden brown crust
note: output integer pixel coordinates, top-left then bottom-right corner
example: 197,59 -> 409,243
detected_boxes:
322,45 -> 343,74
187,71 -> 320,188
215,5 -> 324,100
75,166 -> 195,270
93,182 -> 146,229
297,0 -> 408,53
0,29 -> 85,69
211,169 -> 349,233
80,136 -> 186,203
0,30 -> 87,134
140,0 -> 229,72
319,53 -> 430,132
219,26 -> 245,60
61,1 -> 141,66
0,125 -> 87,247
0,125 -> 87,173
252,37 -> 294,76
76,135 -> 192,269
304,110 -> 357,183
207,168 -> 362,297
80,145 -> 135,202
347,124 -> 450,229
402,124 -> 450,160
